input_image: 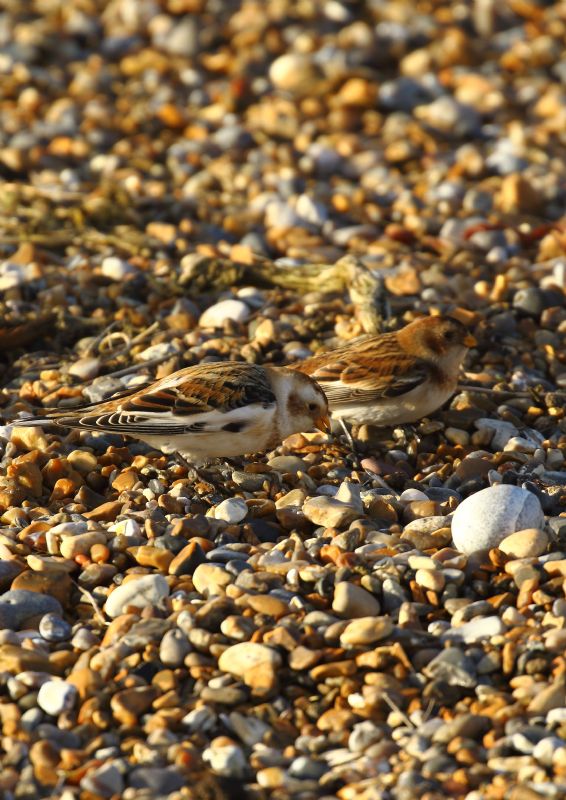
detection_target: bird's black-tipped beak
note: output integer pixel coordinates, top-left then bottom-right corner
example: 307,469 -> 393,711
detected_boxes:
315,413 -> 331,433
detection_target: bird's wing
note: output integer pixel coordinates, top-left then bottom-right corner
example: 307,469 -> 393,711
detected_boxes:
41,363 -> 277,436
297,334 -> 432,406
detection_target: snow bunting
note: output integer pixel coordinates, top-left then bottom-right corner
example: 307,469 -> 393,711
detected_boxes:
293,316 -> 476,427
13,362 -> 330,465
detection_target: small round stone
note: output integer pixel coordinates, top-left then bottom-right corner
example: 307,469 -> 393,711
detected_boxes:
332,582 -> 380,618
101,256 -> 137,281
498,528 -> 549,558
203,740 -> 248,778
214,497 -> 248,523
39,613 -> 72,642
192,563 -> 232,596
340,616 -> 393,647
199,299 -> 250,328
159,629 -> 191,667
451,485 -> 544,554
37,680 -> 78,716
218,642 -> 282,692
414,568 -> 446,592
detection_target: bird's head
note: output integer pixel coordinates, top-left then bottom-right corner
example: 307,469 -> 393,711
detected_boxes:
284,371 -> 330,434
399,315 -> 476,361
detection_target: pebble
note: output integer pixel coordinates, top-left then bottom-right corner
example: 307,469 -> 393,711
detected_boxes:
475,418 -> 519,450
101,256 -> 137,281
39,613 -> 72,642
128,767 -> 185,794
199,299 -> 250,328
192,563 -> 232,596
423,649 -> 477,688
0,591 -> 63,629
269,53 -> 323,95
80,763 -> 125,798
415,568 -> 445,592
159,629 -> 191,667
103,574 -> 170,618
218,642 -> 282,692
303,483 -> 363,529
442,616 -> 506,643
213,497 -> 248,523
37,680 -> 78,716
203,740 -> 248,778
340,617 -> 393,647
332,582 -> 380,618
498,528 -> 549,559
452,485 -> 544,554
268,456 -> 307,474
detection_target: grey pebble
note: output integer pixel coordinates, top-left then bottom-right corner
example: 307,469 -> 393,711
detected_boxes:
441,615 -> 506,643
0,591 -> 63,630
39,613 -> 72,642
128,766 -> 186,793
423,649 -> 477,688
81,763 -> 125,798
159,629 -> 191,667
288,756 -> 327,779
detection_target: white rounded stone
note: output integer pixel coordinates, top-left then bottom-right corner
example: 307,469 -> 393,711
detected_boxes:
103,574 -> 170,618
37,680 -> 77,716
203,742 -> 248,778
214,497 -> 248,523
101,256 -> 136,281
451,485 -> 544,555
199,299 -> 250,328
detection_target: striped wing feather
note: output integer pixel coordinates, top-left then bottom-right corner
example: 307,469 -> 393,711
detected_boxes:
296,333 -> 431,406
49,362 -> 277,435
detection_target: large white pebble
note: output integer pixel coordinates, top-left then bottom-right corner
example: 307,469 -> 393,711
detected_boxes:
199,299 -> 250,328
104,574 -> 170,618
452,485 -> 544,555
37,680 -> 77,716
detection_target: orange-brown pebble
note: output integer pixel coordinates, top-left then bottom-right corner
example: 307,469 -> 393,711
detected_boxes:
90,543 -> 110,563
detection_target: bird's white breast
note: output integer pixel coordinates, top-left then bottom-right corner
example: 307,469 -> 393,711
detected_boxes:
330,379 -> 457,426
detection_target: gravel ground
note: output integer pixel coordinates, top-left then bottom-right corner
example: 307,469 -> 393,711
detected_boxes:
0,1 -> 566,799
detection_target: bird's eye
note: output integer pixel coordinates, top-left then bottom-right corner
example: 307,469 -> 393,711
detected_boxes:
308,402 -> 318,412
444,330 -> 455,341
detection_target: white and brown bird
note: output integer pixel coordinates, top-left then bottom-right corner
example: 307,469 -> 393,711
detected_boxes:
293,315 -> 476,427
13,362 -> 330,465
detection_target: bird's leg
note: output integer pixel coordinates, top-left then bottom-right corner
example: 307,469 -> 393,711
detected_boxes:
172,452 -> 212,487
175,452 -> 192,471
339,418 -> 358,459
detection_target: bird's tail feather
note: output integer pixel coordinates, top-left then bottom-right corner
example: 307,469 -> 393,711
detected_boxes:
10,417 -> 55,427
